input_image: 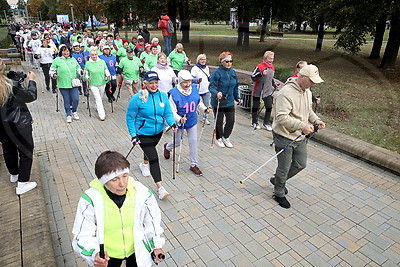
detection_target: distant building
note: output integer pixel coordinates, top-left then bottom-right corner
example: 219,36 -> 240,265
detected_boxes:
7,0 -> 19,10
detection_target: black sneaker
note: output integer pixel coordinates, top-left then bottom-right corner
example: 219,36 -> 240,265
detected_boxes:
108,98 -> 113,103
111,96 -> 116,101
52,89 -> 57,94
270,177 -> 288,194
273,195 -> 291,209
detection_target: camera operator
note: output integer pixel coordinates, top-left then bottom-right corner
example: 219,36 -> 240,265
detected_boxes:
0,60 -> 38,195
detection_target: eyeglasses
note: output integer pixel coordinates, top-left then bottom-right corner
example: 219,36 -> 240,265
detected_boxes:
224,60 -> 233,63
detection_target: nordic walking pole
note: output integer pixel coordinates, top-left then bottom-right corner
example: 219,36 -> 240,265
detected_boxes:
55,88 -> 59,112
107,81 -> 114,113
99,244 -> 105,259
126,143 -> 136,158
176,115 -> 186,173
172,129 -> 176,179
86,82 -> 91,117
240,134 -> 302,184
210,99 -> 220,147
198,112 -> 207,142
116,75 -> 123,102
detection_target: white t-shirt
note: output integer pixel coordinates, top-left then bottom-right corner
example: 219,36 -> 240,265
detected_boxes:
36,46 -> 55,64
151,65 -> 176,94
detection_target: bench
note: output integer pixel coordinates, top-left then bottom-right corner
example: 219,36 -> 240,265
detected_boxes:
270,31 -> 284,37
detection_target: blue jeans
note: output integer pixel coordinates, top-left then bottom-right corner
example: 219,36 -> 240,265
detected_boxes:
200,91 -> 211,107
163,35 -> 172,56
59,87 -> 79,116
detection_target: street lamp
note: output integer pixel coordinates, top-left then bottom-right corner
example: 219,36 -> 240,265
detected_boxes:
70,4 -> 75,25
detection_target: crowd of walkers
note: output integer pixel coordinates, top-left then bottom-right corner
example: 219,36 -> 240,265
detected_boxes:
3,19 -> 325,267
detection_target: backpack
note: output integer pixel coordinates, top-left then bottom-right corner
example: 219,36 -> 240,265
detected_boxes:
167,20 -> 174,34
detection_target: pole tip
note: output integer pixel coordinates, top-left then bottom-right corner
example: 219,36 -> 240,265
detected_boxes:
239,180 -> 243,184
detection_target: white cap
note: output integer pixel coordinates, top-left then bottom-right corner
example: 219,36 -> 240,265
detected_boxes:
178,70 -> 193,84
103,45 -> 111,50
137,35 -> 144,40
72,42 -> 79,47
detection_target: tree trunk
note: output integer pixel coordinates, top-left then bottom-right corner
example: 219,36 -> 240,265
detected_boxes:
369,13 -> 387,59
379,7 -> 400,69
237,21 -> 244,47
295,18 -> 302,32
90,14 -> 94,30
315,16 -> 325,52
243,20 -> 249,50
259,6 -> 269,42
168,0 -> 178,48
179,0 -> 190,43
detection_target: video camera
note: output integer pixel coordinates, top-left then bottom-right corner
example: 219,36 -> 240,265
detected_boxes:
7,71 -> 27,83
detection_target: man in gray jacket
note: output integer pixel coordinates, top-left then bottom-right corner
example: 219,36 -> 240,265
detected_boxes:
271,64 -> 325,208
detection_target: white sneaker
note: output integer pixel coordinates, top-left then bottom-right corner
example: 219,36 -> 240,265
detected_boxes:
10,174 -> 18,183
100,116 -> 106,121
205,119 -> 210,125
158,186 -> 170,200
66,116 -> 72,123
16,181 -> 37,195
222,137 -> 233,148
139,162 -> 151,177
252,123 -> 260,130
215,138 -> 225,148
72,112 -> 80,120
263,123 -> 272,131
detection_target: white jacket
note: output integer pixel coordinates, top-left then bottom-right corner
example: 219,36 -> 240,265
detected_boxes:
72,178 -> 165,266
190,65 -> 210,95
151,65 -> 176,94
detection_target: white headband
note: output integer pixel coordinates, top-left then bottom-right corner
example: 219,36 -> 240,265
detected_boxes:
99,168 -> 130,184
221,55 -> 232,63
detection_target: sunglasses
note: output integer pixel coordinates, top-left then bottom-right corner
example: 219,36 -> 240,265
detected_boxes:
224,60 -> 233,63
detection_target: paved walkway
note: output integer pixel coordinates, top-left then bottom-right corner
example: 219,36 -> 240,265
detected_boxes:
2,66 -> 400,266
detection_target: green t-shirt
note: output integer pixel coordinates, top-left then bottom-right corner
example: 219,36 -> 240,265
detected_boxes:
168,50 -> 186,71
119,57 -> 142,81
85,59 -> 108,87
117,47 -> 127,59
50,57 -> 80,89
114,39 -> 123,48
144,53 -> 158,71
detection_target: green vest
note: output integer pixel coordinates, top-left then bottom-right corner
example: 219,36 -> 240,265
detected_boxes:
90,179 -> 136,259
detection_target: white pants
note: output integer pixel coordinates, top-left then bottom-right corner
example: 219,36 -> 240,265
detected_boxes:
90,85 -> 106,120
166,125 -> 198,167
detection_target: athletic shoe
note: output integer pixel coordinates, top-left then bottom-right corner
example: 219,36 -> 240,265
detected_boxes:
52,89 -> 57,94
273,195 -> 291,209
205,119 -> 210,125
100,116 -> 106,121
10,174 -> 18,183
46,87 -> 50,91
72,112 -> 80,120
215,138 -> 225,148
139,162 -> 151,177
158,186 -> 170,200
263,123 -> 272,131
66,116 -> 72,123
108,98 -> 113,103
270,177 -> 288,194
190,165 -> 203,176
164,143 -> 170,159
112,96 -> 116,101
222,137 -> 233,148
252,122 -> 261,130
16,181 -> 37,195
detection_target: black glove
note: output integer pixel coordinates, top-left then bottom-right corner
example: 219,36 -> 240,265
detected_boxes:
131,136 -> 139,145
171,123 -> 177,130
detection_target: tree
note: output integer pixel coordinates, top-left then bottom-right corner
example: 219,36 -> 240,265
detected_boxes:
369,13 -> 388,59
178,0 -> 190,43
379,4 -> 400,69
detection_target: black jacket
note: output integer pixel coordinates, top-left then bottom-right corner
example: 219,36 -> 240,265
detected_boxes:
0,80 -> 37,130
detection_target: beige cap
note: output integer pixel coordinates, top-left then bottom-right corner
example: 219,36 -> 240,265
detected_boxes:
299,64 -> 324,83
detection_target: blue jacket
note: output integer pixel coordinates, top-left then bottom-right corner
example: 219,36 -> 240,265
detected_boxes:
126,90 -> 175,137
99,54 -> 117,76
209,65 -> 239,108
72,52 -> 86,68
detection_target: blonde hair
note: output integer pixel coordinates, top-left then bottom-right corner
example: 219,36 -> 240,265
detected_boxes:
175,43 -> 184,50
157,52 -> 167,60
263,51 -> 274,60
0,60 -> 13,106
139,86 -> 149,103
196,54 -> 206,63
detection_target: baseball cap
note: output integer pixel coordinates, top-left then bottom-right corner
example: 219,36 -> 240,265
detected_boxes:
145,43 -> 151,49
137,35 -> 144,40
299,64 -> 324,84
143,71 -> 159,82
126,47 -> 134,53
103,45 -> 111,50
178,70 -> 193,84
73,42 -> 79,47
80,43 -> 86,47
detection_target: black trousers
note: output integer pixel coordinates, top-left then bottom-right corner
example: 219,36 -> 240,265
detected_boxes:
0,124 -> 34,182
41,63 -> 57,91
105,79 -> 117,99
108,253 -> 138,267
252,95 -> 272,125
138,132 -> 163,183
213,105 -> 235,140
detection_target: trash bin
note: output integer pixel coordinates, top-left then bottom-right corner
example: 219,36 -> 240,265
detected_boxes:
238,84 -> 252,109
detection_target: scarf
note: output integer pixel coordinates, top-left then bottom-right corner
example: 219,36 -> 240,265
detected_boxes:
263,61 -> 275,71
195,63 -> 206,69
155,63 -> 168,69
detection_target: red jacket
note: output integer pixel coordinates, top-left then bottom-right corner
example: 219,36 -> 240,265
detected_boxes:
158,15 -> 172,37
